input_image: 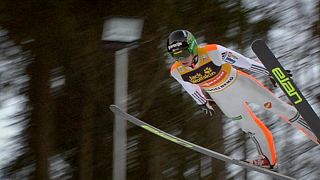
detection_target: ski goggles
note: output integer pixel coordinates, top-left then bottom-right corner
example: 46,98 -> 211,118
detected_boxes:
170,48 -> 191,60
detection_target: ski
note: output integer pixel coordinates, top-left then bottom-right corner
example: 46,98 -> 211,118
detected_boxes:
251,40 -> 320,141
109,105 -> 296,180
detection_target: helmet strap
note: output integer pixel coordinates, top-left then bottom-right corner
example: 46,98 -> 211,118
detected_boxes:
190,55 -> 198,68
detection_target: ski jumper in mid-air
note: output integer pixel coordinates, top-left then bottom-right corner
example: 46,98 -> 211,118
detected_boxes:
167,30 -> 319,169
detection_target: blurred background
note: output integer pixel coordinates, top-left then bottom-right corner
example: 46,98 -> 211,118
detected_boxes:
0,0 -> 319,179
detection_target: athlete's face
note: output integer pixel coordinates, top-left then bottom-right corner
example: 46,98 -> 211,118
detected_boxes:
179,54 -> 194,67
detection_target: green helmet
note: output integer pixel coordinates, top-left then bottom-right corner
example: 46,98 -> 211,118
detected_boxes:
167,30 -> 198,60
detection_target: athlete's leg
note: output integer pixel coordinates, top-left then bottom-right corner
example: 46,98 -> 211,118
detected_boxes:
207,78 -> 277,166
239,103 -> 277,166
238,71 -> 319,144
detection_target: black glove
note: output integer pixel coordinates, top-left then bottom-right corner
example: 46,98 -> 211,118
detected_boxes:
285,70 -> 293,77
199,102 -> 215,116
269,70 -> 292,87
269,76 -> 277,87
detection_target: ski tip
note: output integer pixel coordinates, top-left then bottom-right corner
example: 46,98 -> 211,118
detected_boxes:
251,39 -> 265,46
109,104 -> 118,112
251,39 -> 271,54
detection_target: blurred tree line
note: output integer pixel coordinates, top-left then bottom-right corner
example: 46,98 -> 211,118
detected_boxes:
0,0 -> 318,179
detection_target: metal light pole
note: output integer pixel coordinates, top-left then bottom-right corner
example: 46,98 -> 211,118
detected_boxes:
102,17 -> 143,180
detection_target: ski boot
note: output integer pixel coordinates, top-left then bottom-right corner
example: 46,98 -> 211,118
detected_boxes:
245,155 -> 275,169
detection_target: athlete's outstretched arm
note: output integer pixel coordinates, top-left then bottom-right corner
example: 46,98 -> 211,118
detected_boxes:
216,45 -> 270,76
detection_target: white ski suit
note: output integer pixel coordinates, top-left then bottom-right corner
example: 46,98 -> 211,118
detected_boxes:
170,44 -> 319,165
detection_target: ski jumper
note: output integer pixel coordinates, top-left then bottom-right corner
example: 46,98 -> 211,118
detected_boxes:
170,44 -> 317,165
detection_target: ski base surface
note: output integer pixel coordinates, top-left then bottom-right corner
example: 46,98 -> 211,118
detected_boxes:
251,39 -> 320,140
109,105 -> 296,180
